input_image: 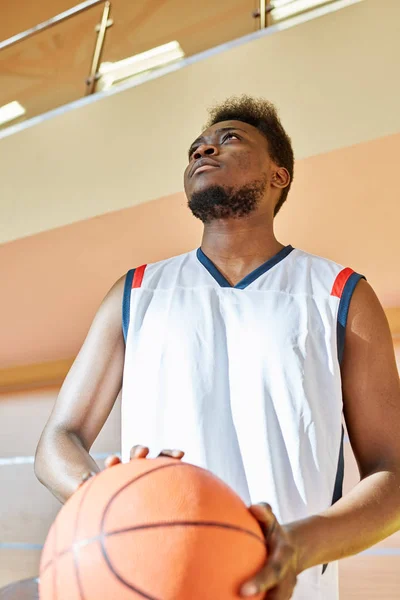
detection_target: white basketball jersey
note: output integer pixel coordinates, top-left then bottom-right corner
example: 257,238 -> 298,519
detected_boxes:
121,245 -> 364,600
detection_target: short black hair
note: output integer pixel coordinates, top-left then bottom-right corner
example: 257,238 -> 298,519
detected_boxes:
205,95 -> 294,215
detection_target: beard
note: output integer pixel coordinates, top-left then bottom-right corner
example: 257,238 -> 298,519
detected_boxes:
187,177 -> 267,224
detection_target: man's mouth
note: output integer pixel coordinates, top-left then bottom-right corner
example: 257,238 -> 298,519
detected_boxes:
194,164 -> 220,174
191,157 -> 221,177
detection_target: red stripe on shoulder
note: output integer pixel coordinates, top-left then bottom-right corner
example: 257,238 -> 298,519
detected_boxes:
132,264 -> 147,289
331,267 -> 355,298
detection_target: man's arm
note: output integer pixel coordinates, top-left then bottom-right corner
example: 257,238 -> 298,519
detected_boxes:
241,280 -> 400,597
34,276 -> 126,504
288,279 -> 400,570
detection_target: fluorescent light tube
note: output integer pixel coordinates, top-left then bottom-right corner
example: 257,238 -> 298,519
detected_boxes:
98,41 -> 185,91
0,101 -> 26,126
272,0 -> 331,20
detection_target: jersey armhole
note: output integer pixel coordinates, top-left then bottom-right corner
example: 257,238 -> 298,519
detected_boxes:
322,270 -> 365,575
122,269 -> 135,343
337,272 -> 366,364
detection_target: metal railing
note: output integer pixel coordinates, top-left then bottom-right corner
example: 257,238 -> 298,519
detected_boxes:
0,0 -> 337,121
0,1 -> 335,100
0,0 -> 272,109
0,0 -> 114,96
253,0 -> 337,26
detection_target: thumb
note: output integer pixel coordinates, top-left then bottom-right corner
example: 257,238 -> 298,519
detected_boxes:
241,562 -> 279,597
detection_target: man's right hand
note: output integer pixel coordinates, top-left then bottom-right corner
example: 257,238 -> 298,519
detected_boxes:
79,445 -> 185,490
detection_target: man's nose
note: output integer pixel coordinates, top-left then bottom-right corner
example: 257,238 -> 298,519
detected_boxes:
193,144 -> 218,160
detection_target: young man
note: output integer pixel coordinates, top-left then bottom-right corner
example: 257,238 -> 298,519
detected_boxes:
35,96 -> 400,599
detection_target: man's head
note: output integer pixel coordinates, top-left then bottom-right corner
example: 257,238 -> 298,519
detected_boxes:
184,96 -> 294,224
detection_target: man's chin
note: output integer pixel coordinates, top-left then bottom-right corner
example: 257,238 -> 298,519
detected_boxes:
187,185 -> 232,223
187,178 -> 265,223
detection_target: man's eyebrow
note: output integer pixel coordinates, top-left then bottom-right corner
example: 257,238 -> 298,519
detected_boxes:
215,126 -> 248,135
188,126 -> 248,156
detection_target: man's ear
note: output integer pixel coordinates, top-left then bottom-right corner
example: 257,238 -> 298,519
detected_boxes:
271,167 -> 291,190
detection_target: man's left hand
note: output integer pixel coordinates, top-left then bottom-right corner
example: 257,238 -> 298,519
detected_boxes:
240,503 -> 299,599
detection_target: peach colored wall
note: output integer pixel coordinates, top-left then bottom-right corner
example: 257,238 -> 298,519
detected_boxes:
1,133 -> 399,368
394,341 -> 400,373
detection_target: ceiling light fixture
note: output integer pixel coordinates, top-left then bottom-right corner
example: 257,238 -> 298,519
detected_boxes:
271,0 -> 333,20
0,100 -> 26,127
98,41 -> 185,91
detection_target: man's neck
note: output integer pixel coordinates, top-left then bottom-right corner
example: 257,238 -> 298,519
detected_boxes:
200,219 -> 285,284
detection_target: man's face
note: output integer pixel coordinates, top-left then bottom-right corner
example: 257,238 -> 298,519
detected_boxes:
184,120 -> 273,223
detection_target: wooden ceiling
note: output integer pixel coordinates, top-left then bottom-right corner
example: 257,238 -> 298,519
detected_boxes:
0,0 -> 259,126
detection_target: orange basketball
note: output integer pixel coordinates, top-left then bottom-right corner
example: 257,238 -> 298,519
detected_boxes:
39,458 -> 266,599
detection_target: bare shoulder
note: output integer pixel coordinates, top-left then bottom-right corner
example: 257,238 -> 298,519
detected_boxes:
345,279 -> 389,339
105,273 -> 127,303
95,273 -> 127,324
342,278 -> 397,373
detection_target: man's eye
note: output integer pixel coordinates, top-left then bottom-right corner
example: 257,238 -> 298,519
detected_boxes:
223,132 -> 239,142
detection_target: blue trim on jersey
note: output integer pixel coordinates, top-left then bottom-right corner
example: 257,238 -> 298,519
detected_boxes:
324,273 -> 365,574
337,272 -> 366,363
122,269 -> 135,343
322,425 -> 345,575
196,245 -> 294,289
332,426 -> 345,506
196,248 -> 231,288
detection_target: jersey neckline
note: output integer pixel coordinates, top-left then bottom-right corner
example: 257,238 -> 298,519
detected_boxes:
196,245 -> 294,289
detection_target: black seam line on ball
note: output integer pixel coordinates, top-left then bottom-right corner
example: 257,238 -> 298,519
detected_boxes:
99,521 -> 266,600
40,474 -> 97,578
99,461 -> 262,600
41,461 -> 266,600
41,464 -> 195,588
105,520 -> 266,544
73,475 -> 96,600
40,517 -> 266,579
53,519 -> 57,600
102,461 -> 203,529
